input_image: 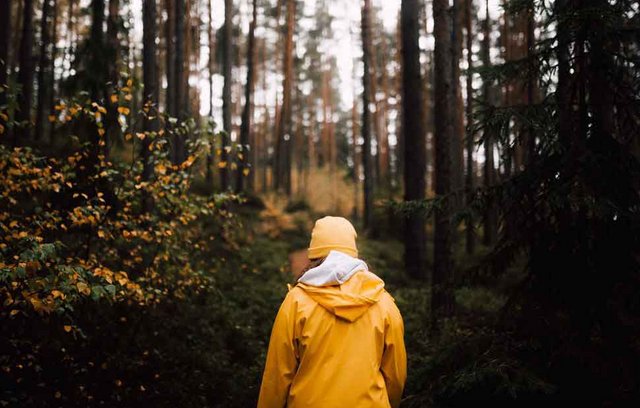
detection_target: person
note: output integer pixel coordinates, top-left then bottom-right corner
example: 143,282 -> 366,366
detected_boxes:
257,216 -> 407,408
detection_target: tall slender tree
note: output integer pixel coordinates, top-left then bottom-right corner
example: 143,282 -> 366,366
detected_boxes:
142,0 -> 159,189
221,0 -> 233,189
237,0 -> 258,192
482,0 -> 498,245
400,0 -> 428,279
15,0 -> 35,144
173,0 -> 186,163
275,0 -> 295,195
464,0 -> 476,254
361,0 -> 374,230
35,0 -> 53,142
432,0 -> 455,330
165,0 -> 175,118
0,0 -> 9,128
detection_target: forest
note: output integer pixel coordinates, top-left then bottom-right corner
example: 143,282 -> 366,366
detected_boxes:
0,0 -> 639,406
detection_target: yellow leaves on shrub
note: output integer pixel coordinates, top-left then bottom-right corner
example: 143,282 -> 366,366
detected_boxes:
115,272 -> 129,286
218,161 -> 227,169
155,163 -> 167,175
118,106 -> 130,116
110,94 -> 119,104
76,282 -> 91,296
51,290 -> 66,300
181,155 -> 196,169
243,168 -> 251,176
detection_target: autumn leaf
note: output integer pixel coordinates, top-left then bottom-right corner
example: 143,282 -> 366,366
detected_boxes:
110,94 -> 119,103
118,106 -> 130,116
218,161 -> 227,169
76,282 -> 91,296
63,325 -> 72,333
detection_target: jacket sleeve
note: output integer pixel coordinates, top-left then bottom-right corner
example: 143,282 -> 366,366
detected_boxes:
381,298 -> 407,408
257,291 -> 299,408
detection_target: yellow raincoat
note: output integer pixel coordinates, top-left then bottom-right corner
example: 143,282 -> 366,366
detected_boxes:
257,251 -> 406,408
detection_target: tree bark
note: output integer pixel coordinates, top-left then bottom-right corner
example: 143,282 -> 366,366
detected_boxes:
481,0 -> 498,246
464,0 -> 476,254
275,0 -> 295,195
35,0 -> 52,142
165,0 -> 175,119
15,0 -> 35,144
432,0 -> 455,331
142,0 -> 159,188
401,0 -> 428,280
237,0 -> 257,192
221,0 -> 233,189
173,0 -> 186,163
361,0 -> 374,230
0,0 -> 10,138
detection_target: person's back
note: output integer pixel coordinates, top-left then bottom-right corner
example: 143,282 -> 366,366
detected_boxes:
258,217 -> 406,408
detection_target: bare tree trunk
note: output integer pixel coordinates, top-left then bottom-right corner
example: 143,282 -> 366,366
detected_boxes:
173,0 -> 186,163
275,0 -> 295,195
220,0 -> 232,189
432,0 -> 455,331
0,0 -> 10,137
237,0 -> 257,192
401,0 -> 428,280
361,0 -> 374,230
464,0 -> 476,254
482,0 -> 498,245
35,0 -> 52,142
15,0 -> 35,144
142,0 -> 159,191
205,0 -> 215,186
451,0 -> 465,214
48,0 -> 58,143
165,0 -> 175,118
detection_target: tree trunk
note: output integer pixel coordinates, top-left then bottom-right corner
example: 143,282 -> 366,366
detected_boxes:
275,0 -> 295,195
0,0 -> 9,131
432,0 -> 455,331
481,0 -> 498,245
48,0 -> 58,142
464,0 -> 476,254
142,0 -> 159,190
220,0 -> 232,189
206,0 -> 215,186
35,0 -> 52,142
451,0 -> 465,214
173,0 -> 186,163
401,0 -> 428,280
165,0 -> 175,119
361,0 -> 374,230
236,0 -> 257,192
15,0 -> 35,144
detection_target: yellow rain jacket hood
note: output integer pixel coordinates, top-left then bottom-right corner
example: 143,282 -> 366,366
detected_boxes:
258,250 -> 407,408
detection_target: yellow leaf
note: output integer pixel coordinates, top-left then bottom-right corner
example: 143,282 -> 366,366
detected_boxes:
243,168 -> 250,176
52,290 -> 66,299
218,161 -> 227,169
63,325 -> 72,333
76,282 -> 91,296
48,114 -> 57,123
110,94 -> 119,103
97,230 -> 105,238
118,106 -> 130,115
9,220 -> 18,228
124,94 -> 133,101
0,124 -> 4,134
127,79 -> 133,87
98,128 -> 106,137
125,133 -> 133,141
155,164 -> 167,175
136,132 -> 146,140
10,309 -> 19,316
0,112 -> 8,121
